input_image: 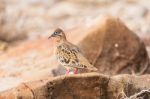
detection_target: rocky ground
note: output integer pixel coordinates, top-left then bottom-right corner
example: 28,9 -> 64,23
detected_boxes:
0,0 -> 150,98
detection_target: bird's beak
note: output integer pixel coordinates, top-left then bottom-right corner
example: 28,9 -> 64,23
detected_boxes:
48,33 -> 55,39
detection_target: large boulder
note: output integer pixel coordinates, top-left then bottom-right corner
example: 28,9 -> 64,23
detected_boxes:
78,16 -> 150,75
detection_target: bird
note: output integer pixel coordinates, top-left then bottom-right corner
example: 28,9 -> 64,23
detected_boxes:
49,28 -> 98,74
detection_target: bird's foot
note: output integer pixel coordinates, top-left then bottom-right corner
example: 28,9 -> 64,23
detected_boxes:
66,69 -> 70,75
74,68 -> 78,74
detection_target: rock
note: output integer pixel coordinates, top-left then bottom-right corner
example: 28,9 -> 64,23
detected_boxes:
78,16 -> 150,75
126,88 -> 150,99
0,73 -> 150,99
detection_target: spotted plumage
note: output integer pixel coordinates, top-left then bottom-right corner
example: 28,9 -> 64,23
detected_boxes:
49,28 -> 98,74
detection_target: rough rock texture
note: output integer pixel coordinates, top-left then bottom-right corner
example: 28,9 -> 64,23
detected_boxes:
0,73 -> 150,99
126,89 -> 150,99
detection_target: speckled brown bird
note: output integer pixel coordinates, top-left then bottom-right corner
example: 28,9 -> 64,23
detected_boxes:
49,28 -> 98,74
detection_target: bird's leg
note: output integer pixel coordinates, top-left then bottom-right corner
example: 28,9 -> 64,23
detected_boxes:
66,69 -> 70,75
74,68 -> 78,74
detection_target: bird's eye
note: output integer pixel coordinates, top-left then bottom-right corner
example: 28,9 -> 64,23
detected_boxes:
54,32 -> 58,35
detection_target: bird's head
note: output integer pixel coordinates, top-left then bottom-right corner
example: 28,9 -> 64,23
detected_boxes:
49,28 -> 66,43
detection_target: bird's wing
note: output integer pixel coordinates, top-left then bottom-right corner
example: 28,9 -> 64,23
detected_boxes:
56,43 -> 96,71
56,43 -> 83,68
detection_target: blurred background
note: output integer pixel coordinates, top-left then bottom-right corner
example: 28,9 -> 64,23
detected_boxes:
0,0 -> 150,92
0,0 -> 150,42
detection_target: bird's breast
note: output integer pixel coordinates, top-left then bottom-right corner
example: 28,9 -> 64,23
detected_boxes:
55,46 -> 71,65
